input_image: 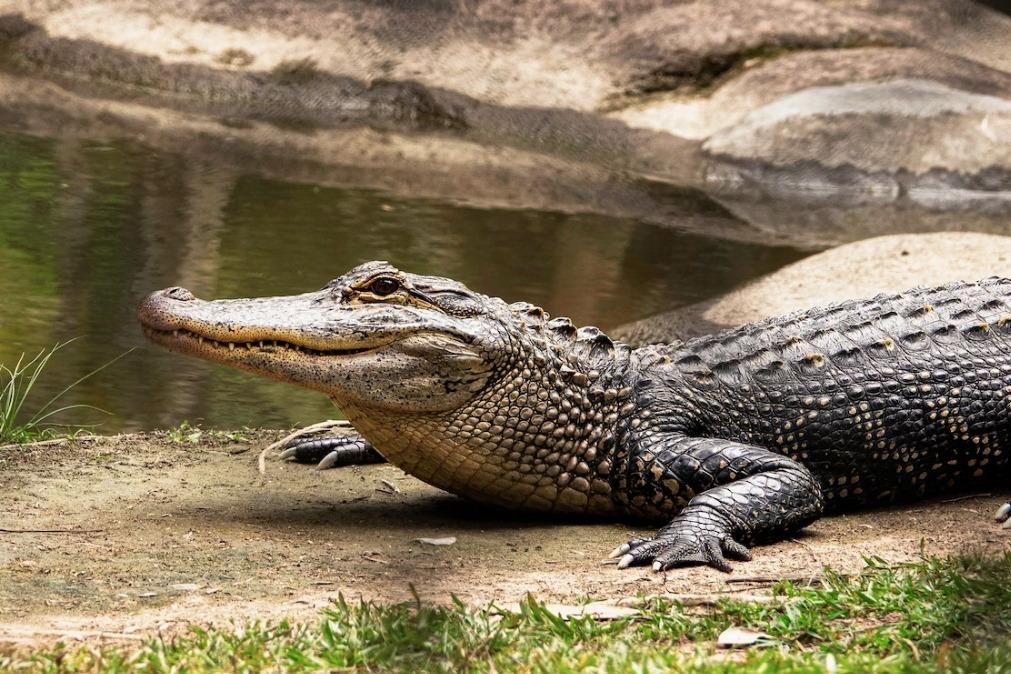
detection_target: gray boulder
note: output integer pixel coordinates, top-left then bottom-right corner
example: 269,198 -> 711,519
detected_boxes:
613,233 -> 1011,345
702,76 -> 1011,202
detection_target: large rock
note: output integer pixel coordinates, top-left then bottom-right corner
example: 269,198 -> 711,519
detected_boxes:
615,47 -> 1011,140
616,44 -> 1011,220
9,0 -> 1008,111
702,76 -> 1011,202
613,233 -> 1011,345
3,0 -> 1011,226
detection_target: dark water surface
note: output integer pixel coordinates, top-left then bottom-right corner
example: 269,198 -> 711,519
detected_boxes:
0,129 -> 806,432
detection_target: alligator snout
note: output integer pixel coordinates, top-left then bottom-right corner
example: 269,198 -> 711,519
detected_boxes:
137,286 -> 199,333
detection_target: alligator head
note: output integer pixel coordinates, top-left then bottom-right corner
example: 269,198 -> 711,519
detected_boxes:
138,261 -> 631,513
139,261 -> 506,414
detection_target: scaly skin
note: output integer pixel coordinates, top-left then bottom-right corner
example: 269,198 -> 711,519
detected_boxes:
138,262 -> 1011,572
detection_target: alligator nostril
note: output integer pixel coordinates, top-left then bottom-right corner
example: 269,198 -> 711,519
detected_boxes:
164,287 -> 195,301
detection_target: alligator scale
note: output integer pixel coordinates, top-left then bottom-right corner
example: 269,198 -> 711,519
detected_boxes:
138,262 -> 1011,571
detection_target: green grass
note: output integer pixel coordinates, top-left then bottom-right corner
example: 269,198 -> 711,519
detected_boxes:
164,420 -> 250,444
3,554 -> 1011,673
0,341 -> 130,444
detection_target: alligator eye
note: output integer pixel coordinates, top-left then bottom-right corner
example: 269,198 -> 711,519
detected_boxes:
366,277 -> 401,296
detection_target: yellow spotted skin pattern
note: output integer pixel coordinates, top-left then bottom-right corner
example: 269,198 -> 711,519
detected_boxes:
138,265 -> 1011,572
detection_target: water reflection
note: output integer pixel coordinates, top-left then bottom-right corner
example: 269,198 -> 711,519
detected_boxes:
0,129 -> 804,432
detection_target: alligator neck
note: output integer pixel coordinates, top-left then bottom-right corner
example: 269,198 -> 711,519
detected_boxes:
339,315 -> 639,514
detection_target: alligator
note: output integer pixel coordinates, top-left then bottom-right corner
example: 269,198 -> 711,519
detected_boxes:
138,262 -> 1011,572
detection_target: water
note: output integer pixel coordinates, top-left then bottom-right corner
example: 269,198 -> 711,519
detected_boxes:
0,128 -> 806,432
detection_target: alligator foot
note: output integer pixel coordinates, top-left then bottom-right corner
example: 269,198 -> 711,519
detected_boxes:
608,510 -> 752,573
994,502 -> 1011,529
279,432 -> 386,469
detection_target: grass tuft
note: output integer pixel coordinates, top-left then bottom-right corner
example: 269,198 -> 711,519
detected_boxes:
0,341 -> 131,444
2,554 -> 1011,672
164,420 -> 250,444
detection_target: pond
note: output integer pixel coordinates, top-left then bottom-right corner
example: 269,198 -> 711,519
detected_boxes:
0,128 -> 806,433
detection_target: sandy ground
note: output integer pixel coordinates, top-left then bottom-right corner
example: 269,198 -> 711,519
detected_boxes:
1,431 -> 1008,647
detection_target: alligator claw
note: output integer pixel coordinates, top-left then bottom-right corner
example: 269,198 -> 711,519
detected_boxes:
651,536 -> 751,573
608,543 -> 630,559
317,450 -> 342,471
280,432 -> 387,469
994,502 -> 1011,523
612,512 -> 751,573
607,538 -> 650,559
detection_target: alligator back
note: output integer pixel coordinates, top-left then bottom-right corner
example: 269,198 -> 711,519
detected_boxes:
666,277 -> 1011,509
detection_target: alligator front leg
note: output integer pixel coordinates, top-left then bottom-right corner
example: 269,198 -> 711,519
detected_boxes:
995,503 -> 1011,529
278,428 -> 386,469
611,436 -> 824,572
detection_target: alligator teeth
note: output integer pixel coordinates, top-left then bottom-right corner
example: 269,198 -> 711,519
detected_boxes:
173,330 -> 180,337
228,342 -> 235,351
197,336 -> 203,344
259,341 -> 265,348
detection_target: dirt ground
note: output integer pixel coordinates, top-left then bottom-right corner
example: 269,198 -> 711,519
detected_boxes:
1,431 -> 1008,647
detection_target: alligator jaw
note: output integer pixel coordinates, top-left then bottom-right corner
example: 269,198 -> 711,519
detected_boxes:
136,286 -> 391,372
139,324 -> 379,360
137,274 -> 499,414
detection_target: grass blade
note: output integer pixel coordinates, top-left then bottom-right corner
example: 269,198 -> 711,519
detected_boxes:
0,341 -> 131,443
25,345 -> 133,430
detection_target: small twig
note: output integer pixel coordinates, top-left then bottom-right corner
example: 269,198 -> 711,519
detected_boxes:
791,537 -> 821,567
726,575 -> 821,585
0,628 -> 143,642
940,493 -> 992,504
680,593 -> 774,606
0,438 -> 70,452
262,420 -> 351,454
0,528 -> 103,534
257,420 -> 351,475
378,479 -> 402,494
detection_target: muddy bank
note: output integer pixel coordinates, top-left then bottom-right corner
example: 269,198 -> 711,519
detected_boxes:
0,13 -> 702,185
3,74 -> 1010,254
0,73 -> 775,248
1,431 -> 1007,644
